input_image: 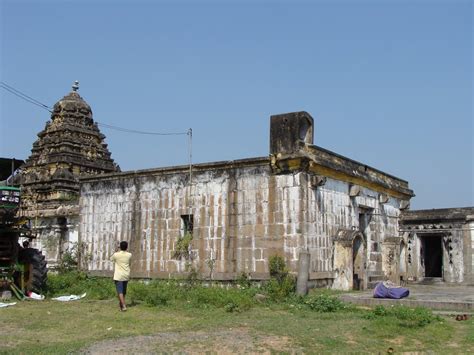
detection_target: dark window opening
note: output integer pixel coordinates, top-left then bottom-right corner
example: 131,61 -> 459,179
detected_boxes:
358,213 -> 367,235
421,235 -> 442,278
372,242 -> 379,252
181,214 -> 193,236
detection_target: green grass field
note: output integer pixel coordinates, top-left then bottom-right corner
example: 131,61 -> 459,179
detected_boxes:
1,273 -> 472,354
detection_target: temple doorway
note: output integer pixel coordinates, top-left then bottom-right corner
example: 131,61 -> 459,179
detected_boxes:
421,235 -> 442,278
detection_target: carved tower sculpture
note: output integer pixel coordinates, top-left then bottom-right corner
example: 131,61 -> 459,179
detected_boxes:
20,82 -> 119,265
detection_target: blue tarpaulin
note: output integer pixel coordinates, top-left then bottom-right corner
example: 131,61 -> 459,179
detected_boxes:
373,281 -> 409,299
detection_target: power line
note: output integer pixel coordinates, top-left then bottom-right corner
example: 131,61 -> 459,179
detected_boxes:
0,81 -> 53,112
97,122 -> 188,136
1,81 -> 51,108
1,81 -> 189,137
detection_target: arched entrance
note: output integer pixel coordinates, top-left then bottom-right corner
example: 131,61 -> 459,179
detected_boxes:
352,234 -> 366,290
333,229 -> 367,290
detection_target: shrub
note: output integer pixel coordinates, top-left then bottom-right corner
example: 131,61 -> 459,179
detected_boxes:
265,277 -> 296,301
269,255 -> 288,283
46,272 -> 258,312
172,232 -> 193,259
57,250 -> 78,273
364,305 -> 440,327
185,284 -> 254,311
304,293 -> 347,312
224,301 -> 240,313
46,271 -> 115,299
129,280 -> 255,311
265,255 -> 296,301
236,272 -> 252,289
186,266 -> 199,287
129,280 -> 177,306
144,291 -> 169,306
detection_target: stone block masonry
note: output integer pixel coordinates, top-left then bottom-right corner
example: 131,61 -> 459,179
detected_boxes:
80,158 -> 407,285
78,111 -> 414,289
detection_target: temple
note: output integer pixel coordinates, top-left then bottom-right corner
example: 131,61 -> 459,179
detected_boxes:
13,85 -> 473,289
19,82 -> 119,262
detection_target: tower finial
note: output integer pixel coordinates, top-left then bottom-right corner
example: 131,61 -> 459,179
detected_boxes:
72,80 -> 79,92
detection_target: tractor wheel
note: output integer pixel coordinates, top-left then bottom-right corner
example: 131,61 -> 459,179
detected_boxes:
18,248 -> 48,293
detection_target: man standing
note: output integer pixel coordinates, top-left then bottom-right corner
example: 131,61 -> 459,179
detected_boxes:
110,241 -> 132,311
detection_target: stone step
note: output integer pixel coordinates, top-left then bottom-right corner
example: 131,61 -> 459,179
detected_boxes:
416,277 -> 444,285
367,282 -> 379,290
368,275 -> 385,282
367,274 -> 385,289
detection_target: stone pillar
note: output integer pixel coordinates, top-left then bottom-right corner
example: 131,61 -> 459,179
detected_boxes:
296,250 -> 310,295
382,238 -> 399,284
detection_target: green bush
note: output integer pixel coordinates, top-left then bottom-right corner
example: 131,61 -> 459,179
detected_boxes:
364,305 -> 440,327
185,284 -> 254,311
269,255 -> 288,283
56,250 -> 78,273
129,280 -> 182,306
129,280 -> 255,311
265,255 -> 296,301
224,301 -> 240,313
304,293 -> 347,312
46,271 -> 115,299
236,272 -> 252,289
265,277 -> 296,301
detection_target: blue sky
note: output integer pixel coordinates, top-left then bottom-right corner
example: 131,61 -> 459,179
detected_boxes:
0,0 -> 472,209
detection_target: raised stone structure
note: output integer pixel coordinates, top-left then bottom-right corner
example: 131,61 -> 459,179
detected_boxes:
79,111 -> 415,290
400,207 -> 474,285
20,82 -> 119,265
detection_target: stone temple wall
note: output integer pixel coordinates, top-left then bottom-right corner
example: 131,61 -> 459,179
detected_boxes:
303,177 -> 402,288
79,158 -> 405,288
401,208 -> 474,285
27,215 -> 79,267
80,160 -> 304,279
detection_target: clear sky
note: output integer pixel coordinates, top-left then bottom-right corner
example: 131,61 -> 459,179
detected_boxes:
0,0 -> 472,210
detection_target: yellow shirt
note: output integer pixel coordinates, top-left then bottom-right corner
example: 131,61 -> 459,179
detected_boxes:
110,251 -> 132,281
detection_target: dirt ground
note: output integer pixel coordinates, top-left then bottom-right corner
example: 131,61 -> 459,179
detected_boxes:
81,328 -> 301,354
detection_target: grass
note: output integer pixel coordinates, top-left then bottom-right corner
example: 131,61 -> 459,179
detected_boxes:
1,299 -> 472,353
0,272 -> 471,353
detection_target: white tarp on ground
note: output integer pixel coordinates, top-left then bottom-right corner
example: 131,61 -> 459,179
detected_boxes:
26,291 -> 45,300
0,302 -> 16,308
52,293 -> 87,302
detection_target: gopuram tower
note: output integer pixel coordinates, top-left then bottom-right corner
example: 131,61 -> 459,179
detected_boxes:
20,82 -> 119,264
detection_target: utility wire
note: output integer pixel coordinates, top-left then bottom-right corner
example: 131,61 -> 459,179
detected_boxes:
97,122 -> 188,136
1,81 -> 189,136
1,81 -> 53,112
1,81 -> 51,108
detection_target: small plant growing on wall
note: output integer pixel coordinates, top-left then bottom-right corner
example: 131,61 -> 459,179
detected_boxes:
206,254 -> 216,280
172,232 -> 193,260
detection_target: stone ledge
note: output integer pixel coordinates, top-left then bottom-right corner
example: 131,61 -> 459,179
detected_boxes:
340,294 -> 473,311
309,271 -> 335,280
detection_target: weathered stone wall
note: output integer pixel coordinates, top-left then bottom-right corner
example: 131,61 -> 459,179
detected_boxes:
468,216 -> 474,284
79,158 -> 405,287
27,216 -> 79,267
401,207 -> 474,284
303,178 -> 402,289
81,160 -> 303,279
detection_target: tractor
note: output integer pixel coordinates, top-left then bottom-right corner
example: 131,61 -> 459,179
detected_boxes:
0,185 -> 47,299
